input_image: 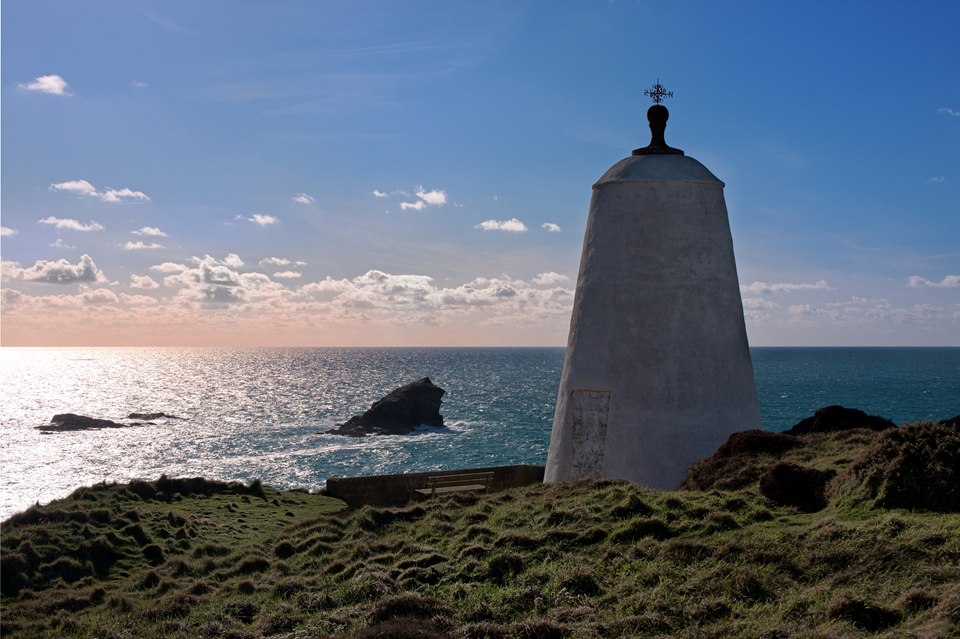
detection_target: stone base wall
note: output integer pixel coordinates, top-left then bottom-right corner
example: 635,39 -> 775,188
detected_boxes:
326,464 -> 545,508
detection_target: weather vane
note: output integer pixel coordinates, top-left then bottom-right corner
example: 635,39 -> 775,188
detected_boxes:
644,78 -> 673,104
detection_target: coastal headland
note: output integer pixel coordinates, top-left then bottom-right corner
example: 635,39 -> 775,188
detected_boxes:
2,411 -> 958,638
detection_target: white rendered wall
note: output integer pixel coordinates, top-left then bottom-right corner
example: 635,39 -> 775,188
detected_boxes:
544,154 -> 761,489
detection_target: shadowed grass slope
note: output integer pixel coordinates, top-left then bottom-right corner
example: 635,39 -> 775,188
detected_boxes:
2,423 -> 959,639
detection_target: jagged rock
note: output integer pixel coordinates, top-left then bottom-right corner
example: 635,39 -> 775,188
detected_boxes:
327,378 -> 445,437
758,462 -> 834,512
786,405 -> 895,435
38,414 -> 134,432
938,415 -> 960,428
127,412 -> 184,420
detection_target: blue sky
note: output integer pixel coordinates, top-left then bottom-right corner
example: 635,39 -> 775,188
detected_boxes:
2,0 -> 958,346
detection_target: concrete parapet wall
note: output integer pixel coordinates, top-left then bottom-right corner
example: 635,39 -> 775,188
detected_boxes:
326,464 -> 545,508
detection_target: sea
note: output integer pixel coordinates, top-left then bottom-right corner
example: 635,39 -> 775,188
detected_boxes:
1,347 -> 958,521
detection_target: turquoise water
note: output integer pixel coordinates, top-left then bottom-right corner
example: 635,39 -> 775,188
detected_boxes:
1,347 -> 957,519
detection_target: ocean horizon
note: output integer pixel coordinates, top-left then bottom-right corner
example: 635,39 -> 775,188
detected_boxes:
1,346 -> 958,521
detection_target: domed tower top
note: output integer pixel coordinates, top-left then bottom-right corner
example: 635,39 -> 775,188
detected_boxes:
633,79 -> 684,156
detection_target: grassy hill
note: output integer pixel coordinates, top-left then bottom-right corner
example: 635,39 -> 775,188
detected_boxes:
2,421 -> 958,638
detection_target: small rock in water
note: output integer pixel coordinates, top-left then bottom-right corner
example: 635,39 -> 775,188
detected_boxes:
326,377 -> 446,437
38,413 -> 133,432
127,412 -> 184,420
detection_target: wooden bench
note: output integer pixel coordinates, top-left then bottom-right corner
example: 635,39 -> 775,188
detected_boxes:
414,472 -> 494,498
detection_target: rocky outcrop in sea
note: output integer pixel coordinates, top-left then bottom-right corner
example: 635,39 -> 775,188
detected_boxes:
36,412 -> 184,432
326,377 -> 446,437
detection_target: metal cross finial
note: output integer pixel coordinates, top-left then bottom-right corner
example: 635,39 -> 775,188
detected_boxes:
644,78 -> 673,104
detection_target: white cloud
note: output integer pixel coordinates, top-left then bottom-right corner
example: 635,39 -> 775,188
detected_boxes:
49,239 -> 76,249
542,222 -> 561,233
372,190 -> 388,198
742,298 -> 780,310
1,227 -> 18,237
2,254 -> 106,284
50,179 -> 149,203
38,216 -> 104,232
260,257 -> 289,266
292,193 -> 314,204
415,187 -> 446,206
19,74 -> 71,96
927,176 -> 945,183
130,81 -> 148,89
907,275 -> 960,288
532,272 -> 570,286
249,214 -> 278,226
273,271 -> 303,279
49,179 -> 99,197
223,254 -> 244,268
100,188 -> 150,203
124,241 -> 164,250
132,226 -> 168,237
939,107 -> 960,117
476,218 -> 528,232
741,279 -> 830,294
400,187 -> 447,210
80,287 -> 120,305
129,274 -> 160,289
150,262 -> 188,273
119,293 -> 159,305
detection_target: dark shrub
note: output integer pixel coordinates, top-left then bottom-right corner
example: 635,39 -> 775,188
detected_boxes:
357,618 -> 449,639
143,544 -> 165,566
121,523 -> 151,546
510,620 -> 566,639
369,594 -> 450,623
128,480 -> 157,500
257,606 -> 298,635
759,463 -> 834,512
146,593 -> 196,620
273,578 -> 306,598
235,557 -> 271,575
247,478 -> 266,498
493,533 -> 539,551
834,421 -> 960,511
787,405 -> 895,435
610,492 -> 653,518
358,506 -> 427,532
83,536 -> 119,575
138,570 -> 161,589
611,517 -> 674,542
486,553 -> 525,584
39,557 -> 90,584
88,509 -> 112,524
897,587 -> 938,614
718,430 -> 801,456
687,598 -> 732,622
827,595 -> 901,631
1,553 -> 31,596
236,580 -> 257,595
192,542 -> 231,558
558,571 -> 602,597
681,430 -> 803,491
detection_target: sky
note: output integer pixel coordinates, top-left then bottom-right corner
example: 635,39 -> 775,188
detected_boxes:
1,0 -> 958,347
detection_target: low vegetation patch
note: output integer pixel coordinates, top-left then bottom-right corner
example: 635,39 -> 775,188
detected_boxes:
3,418 -> 959,638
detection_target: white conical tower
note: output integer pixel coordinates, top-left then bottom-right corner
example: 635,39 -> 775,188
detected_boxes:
544,81 -> 761,489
